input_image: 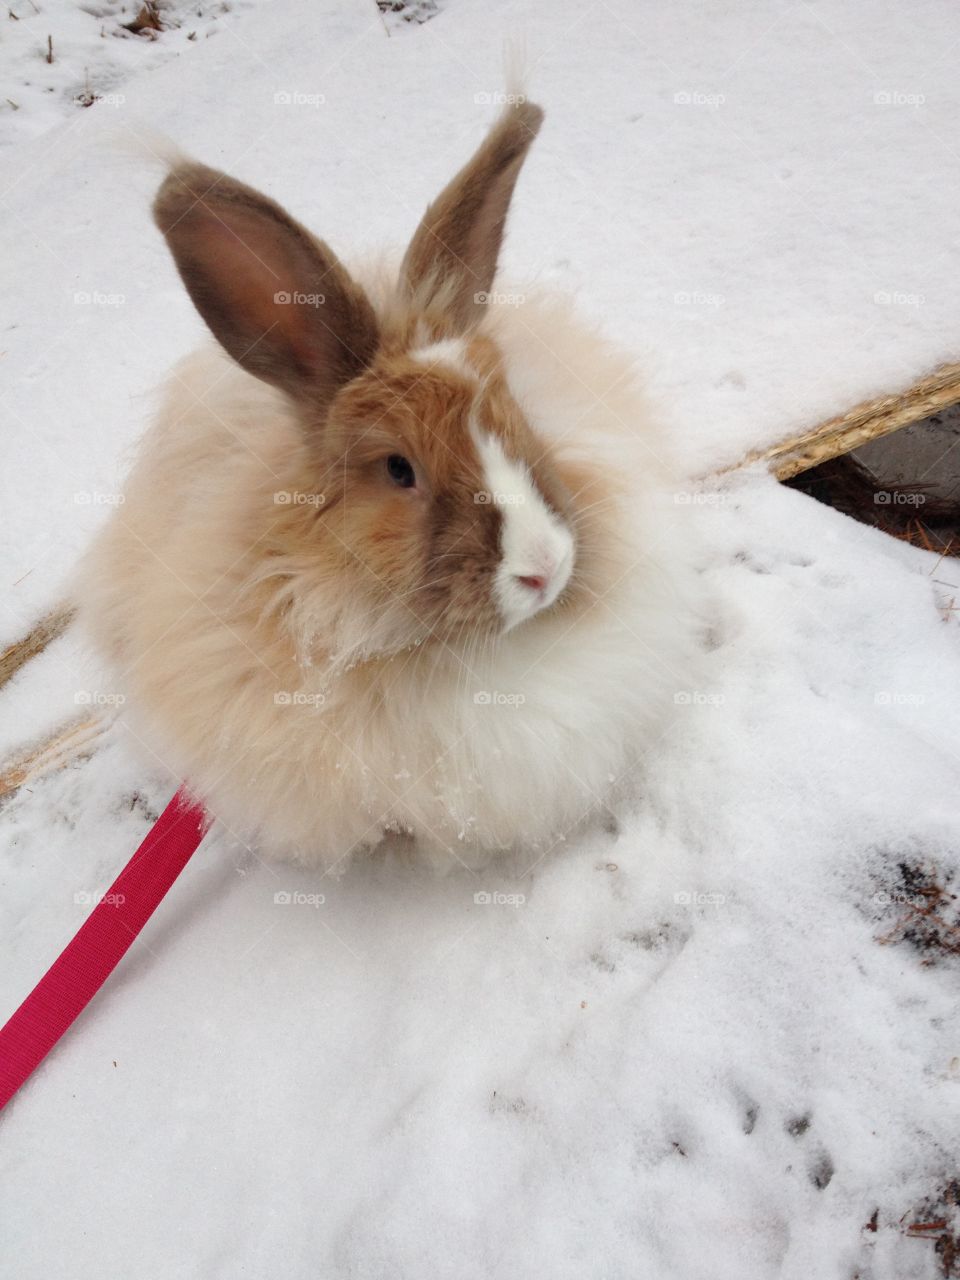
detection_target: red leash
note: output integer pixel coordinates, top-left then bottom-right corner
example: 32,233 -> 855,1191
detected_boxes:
0,789 -> 206,1111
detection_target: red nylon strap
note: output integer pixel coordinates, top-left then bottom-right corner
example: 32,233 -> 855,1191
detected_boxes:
0,789 -> 206,1111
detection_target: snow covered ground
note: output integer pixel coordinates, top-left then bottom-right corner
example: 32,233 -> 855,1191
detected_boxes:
3,2 -> 960,1277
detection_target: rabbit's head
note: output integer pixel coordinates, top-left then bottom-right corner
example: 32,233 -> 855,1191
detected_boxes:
153,102 -> 596,648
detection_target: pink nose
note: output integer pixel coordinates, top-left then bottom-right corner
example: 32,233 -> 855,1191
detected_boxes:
516,573 -> 549,593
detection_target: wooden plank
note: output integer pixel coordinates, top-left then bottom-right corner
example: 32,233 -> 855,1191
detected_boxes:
0,604 -> 76,692
0,714 -> 108,801
730,359 -> 960,480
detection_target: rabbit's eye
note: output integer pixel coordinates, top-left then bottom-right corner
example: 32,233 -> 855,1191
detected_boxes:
386,454 -> 416,489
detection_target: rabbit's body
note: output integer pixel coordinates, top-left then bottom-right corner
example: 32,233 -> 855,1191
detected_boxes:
76,102 -> 698,870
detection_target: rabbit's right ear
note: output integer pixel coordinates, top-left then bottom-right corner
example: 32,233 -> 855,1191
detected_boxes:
399,99 -> 543,334
153,162 -> 379,405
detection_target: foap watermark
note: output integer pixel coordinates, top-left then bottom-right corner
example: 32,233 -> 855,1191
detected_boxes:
74,890 -> 125,908
474,690 -> 526,707
274,489 -> 326,507
874,691 -> 925,707
872,889 -> 927,908
273,90 -> 326,108
74,91 -> 126,109
873,90 -> 925,107
674,490 -> 728,506
674,690 -> 725,707
274,290 -> 325,307
874,489 -> 925,506
674,890 -> 726,907
474,890 -> 526,906
73,290 -> 125,306
273,890 -> 325,907
75,690 -> 126,707
874,290 -> 925,308
474,490 -> 526,506
74,490 -> 125,506
674,90 -> 725,108
474,90 -> 527,107
674,290 -> 725,308
474,290 -> 526,307
274,690 -> 326,708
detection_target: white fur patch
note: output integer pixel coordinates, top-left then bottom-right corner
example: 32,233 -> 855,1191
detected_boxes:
409,338 -> 475,378
473,430 -> 575,631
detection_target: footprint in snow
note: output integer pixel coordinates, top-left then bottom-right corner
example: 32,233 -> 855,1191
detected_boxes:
784,1112 -> 836,1189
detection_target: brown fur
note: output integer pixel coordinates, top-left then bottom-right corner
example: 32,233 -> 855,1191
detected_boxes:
250,336 -> 599,644
153,161 -> 379,405
399,101 -> 544,332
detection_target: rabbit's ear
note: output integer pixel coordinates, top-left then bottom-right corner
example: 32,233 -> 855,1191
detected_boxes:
153,162 -> 379,403
399,100 -> 543,333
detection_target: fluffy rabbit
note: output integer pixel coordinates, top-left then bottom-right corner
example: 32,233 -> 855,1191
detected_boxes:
76,99 -> 698,871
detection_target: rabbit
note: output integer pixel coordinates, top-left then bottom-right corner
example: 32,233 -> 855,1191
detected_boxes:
75,98 -> 700,872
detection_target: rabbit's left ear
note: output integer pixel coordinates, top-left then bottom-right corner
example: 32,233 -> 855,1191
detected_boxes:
153,162 -> 379,406
399,99 -> 543,333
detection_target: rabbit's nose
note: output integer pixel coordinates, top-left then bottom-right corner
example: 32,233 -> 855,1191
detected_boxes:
516,573 -> 549,593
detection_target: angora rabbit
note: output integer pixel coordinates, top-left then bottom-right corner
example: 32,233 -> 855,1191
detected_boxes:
76,99 -> 698,870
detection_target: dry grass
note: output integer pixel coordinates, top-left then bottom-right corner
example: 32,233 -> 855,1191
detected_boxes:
904,1181 -> 960,1278
874,861 -> 960,963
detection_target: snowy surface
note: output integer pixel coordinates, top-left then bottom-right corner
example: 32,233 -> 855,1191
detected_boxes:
0,0 -> 258,148
4,475 -> 960,1279
3,2 -> 960,1277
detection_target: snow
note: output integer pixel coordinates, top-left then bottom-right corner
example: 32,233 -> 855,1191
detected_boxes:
3,2 -> 960,1277
0,1 -> 259,148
